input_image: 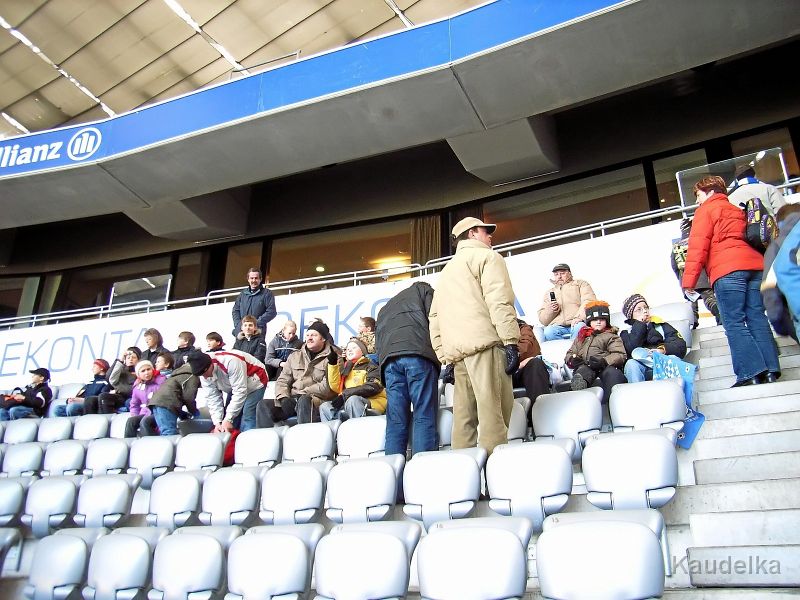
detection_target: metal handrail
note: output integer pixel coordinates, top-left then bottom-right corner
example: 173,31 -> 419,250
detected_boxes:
0,204 -> 695,330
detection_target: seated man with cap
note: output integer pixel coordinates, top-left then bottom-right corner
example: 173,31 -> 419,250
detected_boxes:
0,368 -> 53,420
537,263 -> 596,341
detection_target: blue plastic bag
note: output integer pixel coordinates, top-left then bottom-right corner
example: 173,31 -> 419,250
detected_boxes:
652,352 -> 703,448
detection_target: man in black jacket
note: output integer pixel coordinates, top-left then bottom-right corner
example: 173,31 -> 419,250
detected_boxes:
620,294 -> 687,383
376,281 -> 441,456
0,368 -> 53,420
231,268 -> 277,336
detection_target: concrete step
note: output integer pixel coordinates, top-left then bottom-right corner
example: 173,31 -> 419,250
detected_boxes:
695,368 -> 800,393
688,343 -> 800,363
699,395 -> 800,420
687,545 -> 799,587
694,451 -> 800,484
661,478 -> 800,526
530,590 -> 800,599
695,329 -> 727,343
700,354 -> 800,380
700,336 -> 797,350
691,430 -> 800,460
698,411 -> 800,438
689,509 -> 800,546
697,379 -> 800,405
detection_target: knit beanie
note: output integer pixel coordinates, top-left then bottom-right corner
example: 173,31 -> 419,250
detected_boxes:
622,294 -> 648,320
307,319 -> 331,341
134,360 -> 153,376
186,351 -> 212,376
585,300 -> 611,324
348,337 -> 369,358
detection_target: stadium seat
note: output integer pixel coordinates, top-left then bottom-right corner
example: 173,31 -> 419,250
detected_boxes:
0,479 -> 25,526
232,428 -> 281,468
259,463 -> 324,525
82,532 -> 151,600
127,436 -> 175,489
539,339 -> 572,371
171,525 -> 243,551
610,380 -> 686,433
417,526 -> 527,600
174,433 -> 224,472
110,525 -> 169,550
428,515 -> 534,552
443,382 -> 454,408
325,457 -> 398,523
109,413 -> 134,439
146,472 -> 202,531
507,401 -> 528,443
23,533 -> 89,600
199,467 -> 260,527
582,430 -> 678,510
516,396 -> 532,419
335,414 -> 386,459
149,534 -> 224,599
437,407 -> 453,449
36,417 -> 73,443
245,522 -> 325,593
1,442 -> 43,477
531,390 -> 601,461
41,439 -> 85,476
0,527 -> 20,571
73,475 -> 136,529
225,532 -> 309,600
328,520 -> 422,562
486,442 -> 572,530
281,422 -> 334,462
21,476 -> 79,537
72,414 -> 110,441
314,529 -> 410,600
84,437 -> 129,476
537,519 -> 665,599
402,451 -> 480,530
2,419 -> 39,444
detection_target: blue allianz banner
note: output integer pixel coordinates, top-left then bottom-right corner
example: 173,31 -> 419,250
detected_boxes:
0,0 -> 620,179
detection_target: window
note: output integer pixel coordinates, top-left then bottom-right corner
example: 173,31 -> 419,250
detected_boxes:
483,165 -> 650,247
269,220 -> 412,289
0,277 -> 28,320
224,242 -> 262,289
731,127 -> 798,184
173,251 -> 209,300
652,149 -> 708,209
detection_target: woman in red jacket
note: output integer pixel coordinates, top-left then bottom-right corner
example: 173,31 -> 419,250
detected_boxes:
682,176 -> 780,386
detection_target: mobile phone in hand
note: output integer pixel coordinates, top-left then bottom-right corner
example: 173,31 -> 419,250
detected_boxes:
549,291 -> 556,302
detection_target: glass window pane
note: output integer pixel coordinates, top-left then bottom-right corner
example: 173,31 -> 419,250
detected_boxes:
0,277 -> 27,320
731,127 -> 798,184
224,242 -> 262,289
483,165 -> 650,247
173,251 -> 209,300
270,220 -> 412,290
653,149 -> 708,209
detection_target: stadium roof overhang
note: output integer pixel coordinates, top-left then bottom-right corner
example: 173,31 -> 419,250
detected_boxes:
0,0 -> 798,239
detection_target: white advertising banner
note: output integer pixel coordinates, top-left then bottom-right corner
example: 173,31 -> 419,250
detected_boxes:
0,221 -> 685,388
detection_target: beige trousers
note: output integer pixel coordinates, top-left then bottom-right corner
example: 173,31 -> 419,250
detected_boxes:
452,345 -> 514,455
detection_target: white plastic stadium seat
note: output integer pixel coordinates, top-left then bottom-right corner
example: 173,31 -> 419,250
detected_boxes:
21,476 -> 79,538
281,422 -> 334,462
82,532 -> 151,600
84,437 -> 129,476
73,475 -> 136,529
259,463 -> 324,525
428,516 -> 534,552
23,533 -> 89,600
146,472 -> 202,531
174,433 -> 224,472
531,390 -> 601,461
41,439 -> 85,476
537,519 -> 665,599
610,380 -> 686,433
148,534 -> 224,600
72,414 -> 110,441
325,457 -> 397,523
245,522 -> 325,593
127,436 -> 175,489
1,442 -> 43,477
225,532 -> 309,600
437,407 -> 453,449
402,451 -> 480,530
171,525 -> 243,552
582,430 -> 678,510
3,419 -> 39,444
0,479 -> 25,526
110,525 -> 170,551
417,526 -> 527,600
233,428 -> 281,468
335,415 -> 386,459
109,413 -> 135,439
36,417 -> 73,443
506,401 -> 528,443
487,442 -> 572,530
199,467 -> 260,527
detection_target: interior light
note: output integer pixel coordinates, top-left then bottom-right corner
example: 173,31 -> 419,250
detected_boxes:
315,265 -> 325,273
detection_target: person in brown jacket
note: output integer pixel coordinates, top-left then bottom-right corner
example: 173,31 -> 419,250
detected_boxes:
565,300 -> 627,401
538,263 -> 596,341
512,319 -> 552,414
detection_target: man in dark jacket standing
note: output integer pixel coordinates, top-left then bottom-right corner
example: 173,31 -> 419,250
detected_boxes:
377,281 -> 441,456
232,267 -> 277,336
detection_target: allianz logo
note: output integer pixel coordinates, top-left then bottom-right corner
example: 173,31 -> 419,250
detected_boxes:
0,126 -> 102,169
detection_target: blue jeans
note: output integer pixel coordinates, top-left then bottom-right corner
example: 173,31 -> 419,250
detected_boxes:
54,402 -> 85,417
384,356 -> 439,456
320,395 -> 368,422
714,270 -> 780,382
152,406 -> 178,436
624,348 -> 654,383
0,406 -> 34,420
239,387 -> 264,432
543,322 -> 584,341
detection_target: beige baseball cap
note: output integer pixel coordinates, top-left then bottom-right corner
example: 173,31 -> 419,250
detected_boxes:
452,217 -> 497,238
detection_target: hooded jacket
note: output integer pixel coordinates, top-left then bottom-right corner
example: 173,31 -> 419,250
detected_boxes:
429,239 -> 520,364
565,326 -> 626,368
232,285 -> 277,335
148,362 -> 200,415
620,317 -> 687,358
376,281 -> 440,374
130,374 -> 166,417
202,349 -> 269,425
326,356 -> 387,413
275,342 -> 337,408
233,329 -> 267,363
682,192 -> 764,287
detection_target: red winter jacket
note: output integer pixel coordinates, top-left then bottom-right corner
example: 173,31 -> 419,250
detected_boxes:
682,193 -> 763,287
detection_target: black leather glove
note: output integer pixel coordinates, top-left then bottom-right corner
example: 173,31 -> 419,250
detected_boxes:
442,364 -> 455,385
331,395 -> 345,410
567,355 -> 584,369
270,406 -> 285,423
587,356 -> 607,371
504,344 -> 520,375
327,350 -> 339,365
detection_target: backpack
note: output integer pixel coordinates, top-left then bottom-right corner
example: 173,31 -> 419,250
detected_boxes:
742,196 -> 778,253
671,237 -> 689,276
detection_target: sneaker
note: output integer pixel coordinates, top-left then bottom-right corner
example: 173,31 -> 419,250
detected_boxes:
570,373 -> 588,391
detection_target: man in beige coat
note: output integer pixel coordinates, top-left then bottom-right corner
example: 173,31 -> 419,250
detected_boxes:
537,263 -> 596,341
429,217 -> 520,454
